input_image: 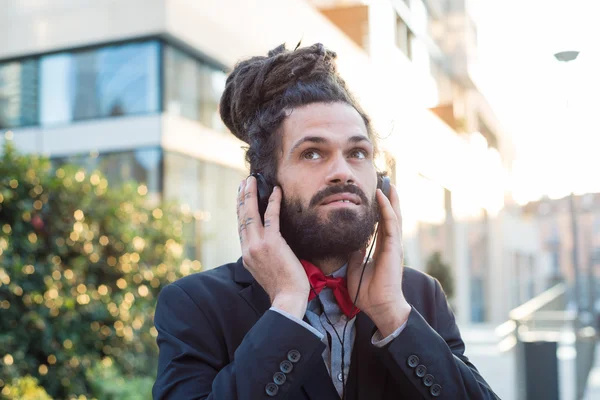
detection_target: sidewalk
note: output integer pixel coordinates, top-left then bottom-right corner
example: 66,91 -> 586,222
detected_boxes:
461,324 -> 515,399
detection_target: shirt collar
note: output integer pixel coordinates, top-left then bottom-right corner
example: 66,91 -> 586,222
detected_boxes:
330,263 -> 348,279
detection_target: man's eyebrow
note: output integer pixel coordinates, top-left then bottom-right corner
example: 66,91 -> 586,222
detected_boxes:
348,135 -> 371,145
288,135 -> 372,155
288,136 -> 328,155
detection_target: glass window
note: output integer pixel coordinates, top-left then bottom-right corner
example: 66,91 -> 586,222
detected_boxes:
164,46 -> 200,121
163,151 -> 247,267
40,41 -> 160,125
199,162 -> 246,267
198,63 -> 227,132
163,152 -> 204,261
52,148 -> 163,200
396,17 -> 413,59
100,148 -> 162,195
470,276 -> 485,322
163,151 -> 203,212
164,45 -> 227,133
0,58 -> 39,129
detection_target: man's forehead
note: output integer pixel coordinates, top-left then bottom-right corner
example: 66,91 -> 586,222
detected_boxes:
281,103 -> 369,147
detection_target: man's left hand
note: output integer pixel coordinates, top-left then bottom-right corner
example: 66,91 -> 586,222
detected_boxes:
347,183 -> 411,337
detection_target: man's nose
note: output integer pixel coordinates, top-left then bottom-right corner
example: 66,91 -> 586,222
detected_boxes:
325,153 -> 355,185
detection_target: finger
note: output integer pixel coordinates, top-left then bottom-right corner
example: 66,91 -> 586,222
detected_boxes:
376,189 -> 400,239
237,180 -> 247,241
375,215 -> 385,252
348,246 -> 368,271
388,184 -> 403,239
381,186 -> 405,266
263,186 -> 282,233
242,176 -> 263,238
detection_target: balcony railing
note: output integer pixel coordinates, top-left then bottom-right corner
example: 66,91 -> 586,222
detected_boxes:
496,283 -> 598,399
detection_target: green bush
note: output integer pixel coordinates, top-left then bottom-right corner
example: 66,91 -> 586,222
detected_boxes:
87,357 -> 153,400
0,141 -> 197,398
1,376 -> 52,400
425,251 -> 455,300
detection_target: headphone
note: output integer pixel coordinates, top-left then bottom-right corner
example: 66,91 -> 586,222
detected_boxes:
252,172 -> 391,399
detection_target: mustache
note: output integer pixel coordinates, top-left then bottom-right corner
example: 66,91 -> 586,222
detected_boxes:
308,184 -> 370,208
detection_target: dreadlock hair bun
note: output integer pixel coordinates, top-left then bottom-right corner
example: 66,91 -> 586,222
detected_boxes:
219,42 -> 373,180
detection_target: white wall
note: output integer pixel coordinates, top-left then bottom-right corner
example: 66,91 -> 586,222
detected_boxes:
1,115 -> 162,157
161,114 -> 247,172
0,0 -> 166,59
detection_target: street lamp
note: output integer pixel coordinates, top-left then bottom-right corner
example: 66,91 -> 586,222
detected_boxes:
554,51 -> 579,62
553,50 -> 588,319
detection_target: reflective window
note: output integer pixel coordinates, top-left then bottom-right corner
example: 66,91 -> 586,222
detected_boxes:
52,148 -> 163,200
164,151 -> 246,266
40,41 -> 160,125
164,46 -> 227,132
0,58 -> 39,128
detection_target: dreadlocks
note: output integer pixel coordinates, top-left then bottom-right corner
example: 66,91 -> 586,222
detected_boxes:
219,43 -> 377,183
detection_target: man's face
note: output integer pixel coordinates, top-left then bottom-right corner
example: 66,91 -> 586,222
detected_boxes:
276,102 -> 379,261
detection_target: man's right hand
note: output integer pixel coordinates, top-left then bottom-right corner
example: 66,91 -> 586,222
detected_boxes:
237,176 -> 309,319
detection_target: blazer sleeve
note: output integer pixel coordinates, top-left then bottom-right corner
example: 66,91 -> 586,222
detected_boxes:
373,279 -> 500,399
152,283 -> 326,400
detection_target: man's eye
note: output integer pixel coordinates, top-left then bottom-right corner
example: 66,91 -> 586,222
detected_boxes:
350,149 -> 367,159
302,150 -> 321,160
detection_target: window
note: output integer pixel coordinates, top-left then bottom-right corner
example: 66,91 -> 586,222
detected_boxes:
164,45 -> 227,132
52,148 -> 163,199
470,276 -> 485,322
164,46 -> 199,121
0,58 -> 39,128
40,41 -> 160,125
396,16 -> 413,59
163,151 -> 247,267
198,63 -> 227,132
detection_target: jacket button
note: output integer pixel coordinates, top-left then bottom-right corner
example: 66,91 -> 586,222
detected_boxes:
430,384 -> 442,397
423,374 -> 435,387
415,364 -> 427,378
287,349 -> 301,363
407,354 -> 419,368
265,382 -> 279,396
273,372 -> 286,385
280,360 -> 293,374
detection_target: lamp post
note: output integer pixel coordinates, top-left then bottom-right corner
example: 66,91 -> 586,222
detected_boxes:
553,50 -> 589,322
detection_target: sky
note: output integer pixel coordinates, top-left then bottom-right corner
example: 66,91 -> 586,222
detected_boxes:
470,0 -> 600,204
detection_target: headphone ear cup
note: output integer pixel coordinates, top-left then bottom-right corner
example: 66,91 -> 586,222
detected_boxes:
251,173 -> 272,223
380,176 -> 391,199
377,174 -> 391,199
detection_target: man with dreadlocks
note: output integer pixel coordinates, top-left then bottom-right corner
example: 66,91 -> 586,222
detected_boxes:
153,43 -> 498,400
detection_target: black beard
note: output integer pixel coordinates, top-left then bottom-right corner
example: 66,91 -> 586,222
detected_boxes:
279,184 -> 379,261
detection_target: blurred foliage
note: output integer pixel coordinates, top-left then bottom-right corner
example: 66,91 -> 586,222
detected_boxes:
86,357 -> 153,400
0,140 -> 200,398
1,376 -> 51,400
426,251 -> 455,300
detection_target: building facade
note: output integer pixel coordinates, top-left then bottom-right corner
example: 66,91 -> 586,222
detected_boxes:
524,194 -> 600,313
0,0 -> 524,324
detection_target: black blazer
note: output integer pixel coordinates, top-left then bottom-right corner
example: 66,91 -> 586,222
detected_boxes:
153,258 -> 499,399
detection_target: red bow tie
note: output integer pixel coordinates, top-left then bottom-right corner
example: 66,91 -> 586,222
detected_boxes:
301,260 -> 360,319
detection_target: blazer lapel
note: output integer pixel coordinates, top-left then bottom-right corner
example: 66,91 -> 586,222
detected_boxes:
233,259 -> 271,317
346,312 -> 387,400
